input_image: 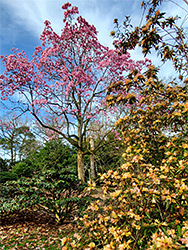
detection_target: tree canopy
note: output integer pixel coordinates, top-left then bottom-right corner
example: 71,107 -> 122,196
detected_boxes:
0,3 -> 148,182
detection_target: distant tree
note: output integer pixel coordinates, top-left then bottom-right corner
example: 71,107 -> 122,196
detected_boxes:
0,157 -> 9,172
0,117 -> 37,164
0,3 -> 147,182
24,139 -> 77,172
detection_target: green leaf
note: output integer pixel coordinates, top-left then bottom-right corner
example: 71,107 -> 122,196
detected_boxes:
161,227 -> 170,237
177,225 -> 181,237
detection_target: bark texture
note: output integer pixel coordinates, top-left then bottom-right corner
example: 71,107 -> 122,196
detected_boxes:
77,149 -> 85,183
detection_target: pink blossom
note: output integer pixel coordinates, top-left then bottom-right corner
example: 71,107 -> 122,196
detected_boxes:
0,3 -> 148,181
62,2 -> 72,9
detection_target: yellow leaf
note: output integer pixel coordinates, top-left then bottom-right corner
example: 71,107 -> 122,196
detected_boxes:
153,119 -> 161,125
111,211 -> 118,219
103,245 -> 112,250
184,152 -> 188,157
110,189 -> 122,198
182,143 -> 188,149
61,237 -> 67,246
174,111 -> 181,116
88,242 -> 95,248
110,31 -> 115,36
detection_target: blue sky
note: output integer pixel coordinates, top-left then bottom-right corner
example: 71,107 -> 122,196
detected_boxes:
0,0 -> 187,115
0,0 -> 187,159
0,0 -> 187,67
0,0 -> 140,56
0,0 -> 142,117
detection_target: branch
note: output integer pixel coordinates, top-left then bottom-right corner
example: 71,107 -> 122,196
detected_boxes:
31,111 -> 78,148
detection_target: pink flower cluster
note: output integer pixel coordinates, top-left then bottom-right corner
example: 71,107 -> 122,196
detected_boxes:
0,2 -> 148,143
62,3 -> 79,22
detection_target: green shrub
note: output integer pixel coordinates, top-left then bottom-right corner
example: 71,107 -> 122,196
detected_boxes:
0,171 -> 18,183
24,139 -> 77,172
0,168 -> 92,224
11,162 -> 35,177
0,157 -> 9,172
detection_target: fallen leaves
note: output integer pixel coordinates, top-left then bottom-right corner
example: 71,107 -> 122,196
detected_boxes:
0,210 -> 75,250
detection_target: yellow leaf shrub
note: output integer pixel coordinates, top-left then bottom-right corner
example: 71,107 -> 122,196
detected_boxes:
62,63 -> 188,249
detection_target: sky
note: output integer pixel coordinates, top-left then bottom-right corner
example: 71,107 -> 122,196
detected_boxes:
0,0 -> 187,70
0,0 -> 187,159
0,0 -> 140,56
0,0 -> 187,114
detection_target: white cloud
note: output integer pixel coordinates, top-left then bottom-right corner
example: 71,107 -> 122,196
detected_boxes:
1,0 -> 62,38
1,0 -> 187,75
1,0 -> 135,49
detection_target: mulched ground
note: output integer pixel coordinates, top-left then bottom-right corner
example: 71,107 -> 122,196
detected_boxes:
0,210 -> 75,250
0,189 -> 104,249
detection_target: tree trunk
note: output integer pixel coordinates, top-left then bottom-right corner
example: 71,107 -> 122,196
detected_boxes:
90,136 -> 95,183
77,149 -> 85,183
10,140 -> 14,166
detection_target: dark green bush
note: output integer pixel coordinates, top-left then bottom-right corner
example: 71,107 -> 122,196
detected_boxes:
0,171 -> 18,183
24,139 -> 77,172
0,168 -> 92,224
0,157 -> 9,172
11,162 -> 35,177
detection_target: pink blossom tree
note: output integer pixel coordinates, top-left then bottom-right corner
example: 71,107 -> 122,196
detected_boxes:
0,3 -> 147,182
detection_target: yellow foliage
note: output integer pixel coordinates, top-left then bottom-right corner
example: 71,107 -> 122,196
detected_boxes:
65,44 -> 188,250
